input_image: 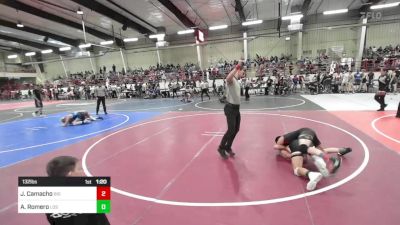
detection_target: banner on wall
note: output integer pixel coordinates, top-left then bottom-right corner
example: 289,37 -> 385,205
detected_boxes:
328,46 -> 345,60
330,46 -> 344,53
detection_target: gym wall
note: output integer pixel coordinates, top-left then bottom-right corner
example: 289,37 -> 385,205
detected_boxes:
33,18 -> 399,80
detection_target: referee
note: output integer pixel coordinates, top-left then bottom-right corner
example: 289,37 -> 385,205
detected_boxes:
32,85 -> 43,117
218,61 -> 246,159
94,83 -> 108,115
375,71 -> 388,111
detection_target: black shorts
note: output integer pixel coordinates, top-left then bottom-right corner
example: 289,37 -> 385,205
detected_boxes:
34,99 -> 43,108
72,112 -> 85,121
282,128 -> 321,147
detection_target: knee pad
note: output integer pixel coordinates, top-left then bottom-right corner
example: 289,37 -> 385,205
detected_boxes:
291,151 -> 302,158
294,167 -> 300,176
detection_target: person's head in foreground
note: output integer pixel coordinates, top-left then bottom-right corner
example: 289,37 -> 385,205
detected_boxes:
46,155 -> 83,177
45,156 -> 110,225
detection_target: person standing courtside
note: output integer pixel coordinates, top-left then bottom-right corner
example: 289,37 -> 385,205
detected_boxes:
218,61 -> 246,159
171,80 -> 178,98
200,79 -> 211,101
94,83 -> 107,115
395,71 -> 400,118
32,85 -> 43,117
375,71 -> 388,111
244,77 -> 250,100
396,101 -> 400,118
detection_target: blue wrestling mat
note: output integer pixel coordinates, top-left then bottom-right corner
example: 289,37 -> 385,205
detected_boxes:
0,112 -> 161,168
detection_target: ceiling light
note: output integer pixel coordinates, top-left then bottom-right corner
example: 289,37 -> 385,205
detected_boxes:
77,8 -> 84,15
285,37 -> 291,41
123,38 -> 138,42
282,14 -> 303,20
149,33 -> 165,41
177,29 -> 195,35
209,25 -> 228,30
7,54 -> 18,59
79,43 -> 91,48
323,8 -> 349,15
156,41 -> 168,47
242,20 -> 263,26
59,46 -> 71,51
149,34 -> 165,39
41,49 -> 53,54
370,2 -> 400,9
100,40 -> 114,45
16,22 -> 24,28
25,52 -> 36,56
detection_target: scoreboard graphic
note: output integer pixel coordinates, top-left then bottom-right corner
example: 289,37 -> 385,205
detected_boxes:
18,177 -> 111,214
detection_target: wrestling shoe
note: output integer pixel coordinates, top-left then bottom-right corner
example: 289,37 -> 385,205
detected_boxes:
217,147 -> 228,159
226,148 -> 236,157
32,112 -> 37,117
327,156 -> 342,174
306,172 -> 323,191
338,147 -> 352,156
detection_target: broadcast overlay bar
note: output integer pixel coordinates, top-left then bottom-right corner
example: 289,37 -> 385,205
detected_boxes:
18,177 -> 110,214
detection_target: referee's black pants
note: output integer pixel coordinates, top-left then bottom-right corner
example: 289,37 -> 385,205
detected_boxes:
201,89 -> 210,101
219,103 -> 241,151
374,93 -> 386,110
96,96 -> 107,114
245,87 -> 250,99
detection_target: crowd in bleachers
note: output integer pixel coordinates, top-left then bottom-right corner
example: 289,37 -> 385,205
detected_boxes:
362,44 -> 400,71
1,50 -> 400,101
363,44 -> 400,59
1,62 -> 209,101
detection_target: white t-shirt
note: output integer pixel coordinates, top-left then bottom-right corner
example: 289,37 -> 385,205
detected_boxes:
226,77 -> 240,105
342,73 -> 350,83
